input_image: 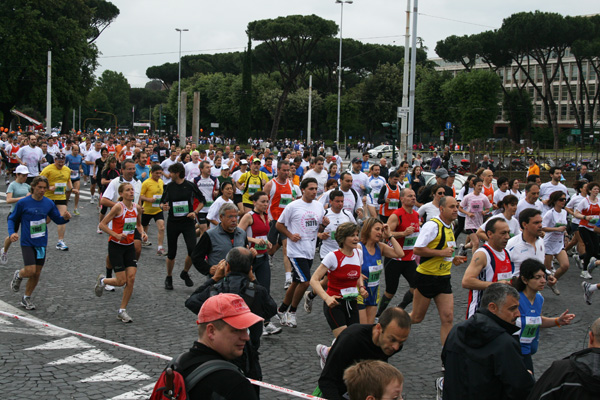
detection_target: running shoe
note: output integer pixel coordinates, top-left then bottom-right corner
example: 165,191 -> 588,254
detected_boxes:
316,344 -> 328,369
303,291 -> 314,314
97,225 -> 103,234
11,270 -> 22,292
0,248 -> 8,265
436,377 -> 444,400
286,311 -> 297,328
164,276 -> 174,290
142,240 -> 152,247
83,180 -> 88,186
581,270 -> 593,279
117,309 -> 133,323
589,257 -> 598,275
90,197 -> 95,204
276,311 -> 287,326
56,240 -> 69,251
582,282 -> 594,305
156,248 -> 166,256
284,277 -> 292,290
21,296 -> 35,310
104,284 -> 116,292
262,322 -> 283,336
72,209 -> 80,216
94,274 -> 105,297
549,282 -> 560,295
457,244 -> 468,257
180,270 -> 194,287
575,255 -> 583,270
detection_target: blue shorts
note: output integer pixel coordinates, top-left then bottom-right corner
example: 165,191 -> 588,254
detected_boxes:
82,163 -> 90,176
290,258 -> 314,283
357,285 -> 380,309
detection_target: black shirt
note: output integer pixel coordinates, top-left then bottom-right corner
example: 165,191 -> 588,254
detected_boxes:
417,183 -> 454,204
160,180 -> 206,222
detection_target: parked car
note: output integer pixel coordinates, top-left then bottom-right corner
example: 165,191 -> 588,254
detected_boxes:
368,144 -> 400,159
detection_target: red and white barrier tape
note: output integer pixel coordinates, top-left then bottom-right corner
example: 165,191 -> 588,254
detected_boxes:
0,310 -> 326,399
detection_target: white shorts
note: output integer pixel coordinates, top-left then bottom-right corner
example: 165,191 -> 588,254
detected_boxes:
544,240 -> 564,256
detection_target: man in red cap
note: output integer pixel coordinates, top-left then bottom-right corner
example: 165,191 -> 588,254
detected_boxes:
177,293 -> 261,399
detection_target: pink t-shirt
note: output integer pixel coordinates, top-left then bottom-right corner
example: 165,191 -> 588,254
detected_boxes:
461,192 -> 491,230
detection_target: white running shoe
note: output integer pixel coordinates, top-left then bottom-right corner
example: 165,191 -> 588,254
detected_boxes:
117,309 -> 133,323
286,312 -> 297,328
581,270 -> 593,279
316,344 -> 328,369
589,257 -> 598,275
104,284 -> 116,292
262,322 -> 283,336
0,249 -> 7,265
582,282 -> 594,305
94,274 -> 105,297
303,291 -> 314,314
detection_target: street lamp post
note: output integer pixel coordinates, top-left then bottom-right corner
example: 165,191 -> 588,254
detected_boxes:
176,28 -> 189,138
335,0 -> 352,148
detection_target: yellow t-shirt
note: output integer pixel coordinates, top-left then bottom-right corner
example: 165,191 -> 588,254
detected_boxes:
41,164 -> 72,200
238,171 -> 268,205
141,178 -> 164,215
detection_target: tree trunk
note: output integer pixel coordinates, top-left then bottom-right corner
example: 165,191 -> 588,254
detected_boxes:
60,111 -> 70,136
269,87 -> 290,142
0,103 -> 14,129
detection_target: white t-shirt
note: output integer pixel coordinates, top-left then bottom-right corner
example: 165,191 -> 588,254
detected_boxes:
277,198 -> 325,259
16,145 -> 44,177
231,169 -> 244,194
566,193 -> 584,224
515,198 -> 544,221
210,166 -> 222,179
206,196 -> 234,229
479,213 -> 521,238
506,234 -> 545,276
196,175 -> 217,213
542,208 -> 567,247
367,176 -> 386,206
539,181 -> 568,213
320,208 -> 356,258
457,186 -> 473,218
85,149 -> 103,176
418,202 -> 440,222
302,169 -> 328,196
493,189 -> 509,215
184,161 -> 201,182
575,196 -> 600,232
349,171 -> 369,197
160,158 -> 179,185
319,188 -> 363,216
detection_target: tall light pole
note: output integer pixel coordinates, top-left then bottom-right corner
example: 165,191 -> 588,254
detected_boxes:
335,0 -> 352,147
176,28 -> 189,137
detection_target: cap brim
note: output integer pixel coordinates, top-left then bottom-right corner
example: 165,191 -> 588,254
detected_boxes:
223,312 -> 264,329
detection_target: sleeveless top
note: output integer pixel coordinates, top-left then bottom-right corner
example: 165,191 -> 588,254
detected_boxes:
360,243 -> 383,288
109,202 -> 138,245
379,183 -> 400,217
248,211 -> 270,255
268,179 -> 294,220
417,217 -> 455,276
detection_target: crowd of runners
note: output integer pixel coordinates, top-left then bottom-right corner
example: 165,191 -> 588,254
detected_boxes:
2,130 -> 600,398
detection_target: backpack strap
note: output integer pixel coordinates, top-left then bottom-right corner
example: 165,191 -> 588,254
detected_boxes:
185,359 -> 243,394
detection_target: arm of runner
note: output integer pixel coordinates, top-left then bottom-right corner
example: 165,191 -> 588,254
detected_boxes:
476,227 -> 489,242
310,264 -> 340,308
381,225 -> 405,258
99,204 -> 126,241
276,221 -> 300,242
540,310 -> 575,328
462,251 -> 491,290
136,204 -> 148,241
191,231 -> 213,276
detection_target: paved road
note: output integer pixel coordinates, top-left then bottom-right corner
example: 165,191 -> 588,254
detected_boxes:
0,177 -> 597,399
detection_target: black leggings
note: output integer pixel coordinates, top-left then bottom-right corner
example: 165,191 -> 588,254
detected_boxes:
166,219 -> 197,260
579,227 -> 599,271
454,215 -> 466,238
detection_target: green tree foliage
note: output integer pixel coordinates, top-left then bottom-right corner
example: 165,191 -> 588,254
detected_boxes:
92,70 -> 132,128
416,69 -> 453,133
0,0 -> 118,130
239,35 -> 253,138
442,70 -> 501,140
502,88 -> 533,143
247,14 -> 338,140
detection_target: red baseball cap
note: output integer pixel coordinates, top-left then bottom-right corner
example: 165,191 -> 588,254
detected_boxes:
197,293 -> 263,329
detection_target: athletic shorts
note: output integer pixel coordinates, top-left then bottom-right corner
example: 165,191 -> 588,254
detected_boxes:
25,176 -> 35,185
290,257 -> 314,283
142,212 -> 164,226
53,199 -> 67,206
545,241 -> 564,256
166,219 -> 196,260
234,194 -> 243,204
384,259 -> 417,294
357,285 -> 380,309
379,215 -> 389,223
70,178 -> 80,183
414,272 -> 452,299
196,212 -> 208,226
108,241 -> 137,273
90,177 -> 97,185
6,214 -> 20,233
243,202 -> 254,210
134,229 -> 142,241
100,205 -> 109,215
267,219 -> 284,245
323,299 -> 359,330
570,222 -> 579,235
22,246 -> 46,267
7,163 -> 17,172
465,228 -> 477,235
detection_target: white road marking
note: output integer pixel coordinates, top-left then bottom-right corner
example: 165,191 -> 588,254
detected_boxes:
48,349 -> 120,365
108,383 -> 156,400
25,336 -> 93,350
80,365 -> 152,382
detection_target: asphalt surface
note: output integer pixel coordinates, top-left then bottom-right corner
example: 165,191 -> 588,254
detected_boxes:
0,160 -> 598,399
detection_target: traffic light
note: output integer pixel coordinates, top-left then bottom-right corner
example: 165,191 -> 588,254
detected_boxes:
160,115 -> 166,127
382,122 -> 399,166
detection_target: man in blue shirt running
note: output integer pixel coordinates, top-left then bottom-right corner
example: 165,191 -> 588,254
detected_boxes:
9,176 -> 71,310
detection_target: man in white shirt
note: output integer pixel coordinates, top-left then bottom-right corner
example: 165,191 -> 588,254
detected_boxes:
84,140 -> 104,202
515,183 -> 543,221
319,171 -> 364,219
184,151 -> 201,181
275,177 -> 329,328
348,157 -> 369,197
493,176 -> 510,215
366,165 -> 386,218
539,167 -> 568,213
160,152 -> 179,185
15,134 -> 44,183
302,156 -> 328,196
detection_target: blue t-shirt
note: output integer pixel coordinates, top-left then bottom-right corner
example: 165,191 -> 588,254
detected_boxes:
360,242 -> 383,289
8,195 -> 69,247
361,161 -> 370,173
135,163 -> 150,183
329,173 -> 340,182
7,181 -> 31,212
517,291 -> 544,355
65,154 -> 83,180
260,166 -> 274,179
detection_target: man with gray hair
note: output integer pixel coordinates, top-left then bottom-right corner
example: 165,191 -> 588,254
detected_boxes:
441,283 -> 534,400
192,203 -> 252,277
527,318 -> 600,399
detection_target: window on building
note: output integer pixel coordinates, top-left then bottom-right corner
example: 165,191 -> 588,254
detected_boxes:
553,85 -> 559,101
589,84 -> 596,97
571,65 -> 578,81
560,105 -> 568,120
561,85 -> 568,101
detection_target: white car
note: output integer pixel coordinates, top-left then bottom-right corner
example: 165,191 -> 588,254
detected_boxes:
368,144 -> 400,159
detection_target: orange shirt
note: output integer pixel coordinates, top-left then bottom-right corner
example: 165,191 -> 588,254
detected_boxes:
527,164 -> 540,177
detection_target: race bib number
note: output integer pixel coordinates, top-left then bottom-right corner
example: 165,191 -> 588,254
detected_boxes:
205,200 -> 214,208
152,195 -> 162,208
248,183 -> 260,195
30,219 -> 46,239
54,182 -> 67,195
388,199 -> 399,210
521,316 -> 542,344
70,169 -> 79,179
254,235 -> 268,251
496,272 -> 512,283
173,201 -> 189,217
329,230 -> 336,241
341,287 -> 359,300
470,201 -> 482,213
445,241 -> 456,262
373,192 -> 379,199
123,217 -> 136,235
404,233 -> 418,250
368,260 -> 383,287
160,150 -> 166,157
279,193 -> 292,207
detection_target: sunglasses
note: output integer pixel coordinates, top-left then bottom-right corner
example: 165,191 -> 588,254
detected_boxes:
558,198 -> 566,201
436,191 -> 445,195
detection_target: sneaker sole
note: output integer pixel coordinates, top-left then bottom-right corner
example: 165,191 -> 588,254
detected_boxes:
21,302 -> 35,310
94,274 -> 104,297
117,316 -> 133,323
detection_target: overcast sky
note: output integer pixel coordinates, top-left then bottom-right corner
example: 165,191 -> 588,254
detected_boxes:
94,0 -> 599,88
